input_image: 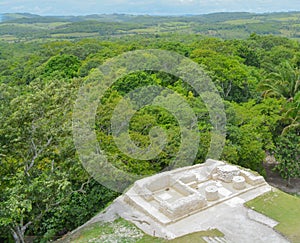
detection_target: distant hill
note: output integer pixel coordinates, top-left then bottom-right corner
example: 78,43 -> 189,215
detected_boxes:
2,12 -> 40,21
2,11 -> 300,23
1,11 -> 300,42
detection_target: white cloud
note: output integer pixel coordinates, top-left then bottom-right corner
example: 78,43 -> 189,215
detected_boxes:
11,5 -> 25,11
178,0 -> 195,3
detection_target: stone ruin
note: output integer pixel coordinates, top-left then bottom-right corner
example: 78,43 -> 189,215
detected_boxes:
124,159 -> 266,225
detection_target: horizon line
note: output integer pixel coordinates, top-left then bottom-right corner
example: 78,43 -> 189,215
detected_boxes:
1,10 -> 300,18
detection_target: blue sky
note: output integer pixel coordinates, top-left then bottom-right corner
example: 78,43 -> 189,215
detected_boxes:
1,0 -> 300,16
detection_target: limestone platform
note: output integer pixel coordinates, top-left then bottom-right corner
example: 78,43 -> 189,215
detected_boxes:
117,159 -> 288,242
124,159 -> 266,225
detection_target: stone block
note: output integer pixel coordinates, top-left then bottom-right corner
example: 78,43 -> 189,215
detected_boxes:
205,185 -> 219,201
233,176 -> 246,190
216,165 -> 240,182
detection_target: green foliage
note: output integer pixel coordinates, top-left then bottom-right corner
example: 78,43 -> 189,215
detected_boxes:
274,128 -> 300,183
190,43 -> 260,102
39,179 -> 118,241
0,29 -> 300,242
43,54 -> 81,79
223,98 -> 283,174
261,61 -> 300,100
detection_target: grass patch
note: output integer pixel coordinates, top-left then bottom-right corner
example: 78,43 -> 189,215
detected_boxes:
246,189 -> 300,243
0,35 -> 18,41
64,218 -> 143,243
57,217 -> 223,243
224,19 -> 261,25
271,16 -> 300,21
51,32 -> 100,38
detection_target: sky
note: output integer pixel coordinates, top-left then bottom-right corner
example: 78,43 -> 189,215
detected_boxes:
1,0 -> 300,16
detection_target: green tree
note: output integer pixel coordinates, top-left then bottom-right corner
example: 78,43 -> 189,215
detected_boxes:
261,61 -> 300,100
0,78 -> 89,241
191,48 -> 260,102
275,128 -> 300,185
223,99 -> 283,174
0,171 -> 71,243
281,91 -> 300,134
43,54 -> 81,79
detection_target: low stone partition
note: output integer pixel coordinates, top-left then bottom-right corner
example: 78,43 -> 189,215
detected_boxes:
179,173 -> 197,184
159,194 -> 207,220
172,180 -> 195,196
239,170 -> 265,185
134,181 -> 154,201
146,174 -> 171,192
135,173 -> 197,202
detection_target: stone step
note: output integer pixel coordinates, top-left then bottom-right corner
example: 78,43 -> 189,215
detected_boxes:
215,237 -> 227,243
202,236 -> 227,243
202,236 -> 218,243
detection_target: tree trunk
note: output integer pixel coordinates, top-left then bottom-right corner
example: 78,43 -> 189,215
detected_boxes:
10,227 -> 24,243
287,176 -> 291,187
10,222 -> 31,243
11,230 -> 20,243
